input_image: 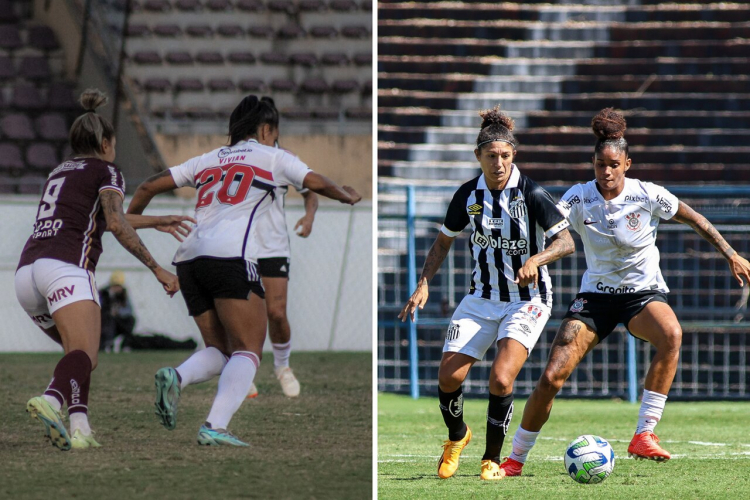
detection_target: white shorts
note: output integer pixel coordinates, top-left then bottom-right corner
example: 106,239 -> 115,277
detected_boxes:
443,294 -> 551,360
15,258 -> 99,329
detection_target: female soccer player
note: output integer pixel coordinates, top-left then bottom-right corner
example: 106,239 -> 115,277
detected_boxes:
399,106 -> 574,480
503,108 -> 750,476
127,95 -> 361,446
16,89 -> 189,450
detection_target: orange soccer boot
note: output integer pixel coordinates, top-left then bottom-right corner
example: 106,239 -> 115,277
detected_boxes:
628,431 -> 671,461
437,426 -> 472,479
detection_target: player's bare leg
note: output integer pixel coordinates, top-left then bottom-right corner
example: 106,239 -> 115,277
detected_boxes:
507,320 -> 597,472
626,301 -> 682,461
481,338 -> 528,480
436,352 -> 476,478
196,295 -> 267,446
28,301 -> 101,450
263,277 -> 299,397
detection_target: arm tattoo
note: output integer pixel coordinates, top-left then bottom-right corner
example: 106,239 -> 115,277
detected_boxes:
101,191 -> 159,271
419,238 -> 452,284
673,201 -> 735,259
532,229 -> 575,267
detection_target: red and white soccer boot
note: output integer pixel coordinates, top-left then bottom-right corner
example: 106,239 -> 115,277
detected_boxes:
498,456 -> 524,476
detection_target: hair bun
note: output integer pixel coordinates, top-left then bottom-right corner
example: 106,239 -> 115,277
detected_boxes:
591,107 -> 626,140
79,88 -> 108,112
479,105 -> 514,131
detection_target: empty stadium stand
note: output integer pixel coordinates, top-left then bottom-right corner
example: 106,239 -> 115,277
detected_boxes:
378,0 -> 750,186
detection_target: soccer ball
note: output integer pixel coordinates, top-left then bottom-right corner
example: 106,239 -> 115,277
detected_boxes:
564,435 -> 615,484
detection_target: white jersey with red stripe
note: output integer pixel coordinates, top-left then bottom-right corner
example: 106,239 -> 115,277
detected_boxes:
169,139 -> 312,264
248,184 -> 308,259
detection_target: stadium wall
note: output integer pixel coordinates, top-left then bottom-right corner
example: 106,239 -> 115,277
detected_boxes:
0,196 -> 372,352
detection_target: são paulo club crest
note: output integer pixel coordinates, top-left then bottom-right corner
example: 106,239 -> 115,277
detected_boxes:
625,212 -> 642,231
570,298 -> 588,313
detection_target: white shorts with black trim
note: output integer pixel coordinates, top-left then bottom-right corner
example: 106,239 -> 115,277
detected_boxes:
15,258 -> 100,329
443,294 -> 551,359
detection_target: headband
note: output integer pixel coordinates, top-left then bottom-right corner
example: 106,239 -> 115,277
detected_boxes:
476,138 -> 515,149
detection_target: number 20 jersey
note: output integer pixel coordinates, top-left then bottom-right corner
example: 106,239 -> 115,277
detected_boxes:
556,177 -> 679,294
169,139 -> 312,264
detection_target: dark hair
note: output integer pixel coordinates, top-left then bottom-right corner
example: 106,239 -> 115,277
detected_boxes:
69,89 -> 115,156
591,107 -> 628,157
476,105 -> 517,151
228,95 -> 279,146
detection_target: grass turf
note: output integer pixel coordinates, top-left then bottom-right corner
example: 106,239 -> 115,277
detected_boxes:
378,392 -> 750,499
1,351 -> 371,500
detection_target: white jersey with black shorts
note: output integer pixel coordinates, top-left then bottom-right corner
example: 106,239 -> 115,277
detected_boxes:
440,166 -> 569,358
556,177 -> 680,339
168,139 -> 312,316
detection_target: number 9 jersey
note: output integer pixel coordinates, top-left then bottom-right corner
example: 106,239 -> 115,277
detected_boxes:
168,139 -> 312,264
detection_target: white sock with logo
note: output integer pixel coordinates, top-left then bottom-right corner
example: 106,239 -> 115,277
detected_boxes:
206,351 -> 259,430
70,412 -> 91,435
508,426 -> 540,464
176,346 -> 228,390
636,389 -> 668,434
272,341 -> 291,368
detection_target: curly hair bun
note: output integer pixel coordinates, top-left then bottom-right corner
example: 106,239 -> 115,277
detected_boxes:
479,105 -> 515,131
591,107 -> 626,140
79,89 -> 108,112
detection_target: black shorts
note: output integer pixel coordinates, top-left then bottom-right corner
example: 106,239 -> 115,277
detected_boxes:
257,257 -> 290,279
563,291 -> 669,341
176,258 -> 265,317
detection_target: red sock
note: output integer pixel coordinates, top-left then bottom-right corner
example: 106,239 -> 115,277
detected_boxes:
44,350 -> 92,415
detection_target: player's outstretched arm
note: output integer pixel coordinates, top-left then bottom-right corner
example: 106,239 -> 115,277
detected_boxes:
127,170 -> 179,215
101,190 -> 180,297
398,232 -> 455,322
302,172 -> 361,205
294,190 -> 319,238
516,229 -> 575,289
124,214 -> 197,242
673,201 -> 750,286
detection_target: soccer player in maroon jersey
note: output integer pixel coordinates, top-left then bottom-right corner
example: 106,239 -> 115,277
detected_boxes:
16,89 -> 193,450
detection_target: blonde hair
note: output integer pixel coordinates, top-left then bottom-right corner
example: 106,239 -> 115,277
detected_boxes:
69,89 -> 115,156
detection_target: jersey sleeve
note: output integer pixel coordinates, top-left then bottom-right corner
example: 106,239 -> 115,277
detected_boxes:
645,182 -> 679,220
441,186 -> 470,237
527,183 -> 570,238
556,185 -> 583,231
169,155 -> 203,188
276,151 -> 312,190
98,163 -> 126,198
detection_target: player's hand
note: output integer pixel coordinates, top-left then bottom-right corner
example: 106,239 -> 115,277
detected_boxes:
294,216 -> 314,238
342,186 -> 362,205
515,258 -> 539,289
398,280 -> 429,322
154,267 -> 179,297
155,215 -> 197,242
728,253 -> 750,287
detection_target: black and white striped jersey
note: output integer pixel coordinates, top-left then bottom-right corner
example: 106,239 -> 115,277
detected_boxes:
441,165 -> 569,306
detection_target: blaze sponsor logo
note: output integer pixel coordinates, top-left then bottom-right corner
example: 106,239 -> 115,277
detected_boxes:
508,197 -> 526,219
467,203 -> 483,215
625,195 -> 647,203
48,285 -> 76,303
485,217 -> 504,229
446,323 -> 461,341
559,195 -> 581,211
570,298 -> 587,313
656,194 -> 673,213
596,281 -> 636,294
625,212 -> 641,231
32,218 -> 63,239
471,232 -> 528,256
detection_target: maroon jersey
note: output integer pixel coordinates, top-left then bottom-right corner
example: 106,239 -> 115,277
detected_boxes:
18,158 -> 125,272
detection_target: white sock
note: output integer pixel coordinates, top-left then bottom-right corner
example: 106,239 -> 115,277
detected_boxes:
272,341 -> 291,368
43,394 -> 62,412
206,351 -> 259,430
508,426 -> 540,464
176,347 -> 228,390
636,389 -> 668,434
70,412 -> 91,435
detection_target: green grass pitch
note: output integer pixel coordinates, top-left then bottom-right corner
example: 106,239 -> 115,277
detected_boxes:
1,351 -> 371,499
378,392 -> 750,499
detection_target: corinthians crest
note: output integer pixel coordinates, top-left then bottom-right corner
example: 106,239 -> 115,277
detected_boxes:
625,212 -> 641,231
570,298 -> 587,313
508,197 -> 526,219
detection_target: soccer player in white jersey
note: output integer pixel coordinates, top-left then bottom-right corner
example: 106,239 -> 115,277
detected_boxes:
503,108 -> 750,476
399,106 -> 575,480
127,95 -> 361,446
